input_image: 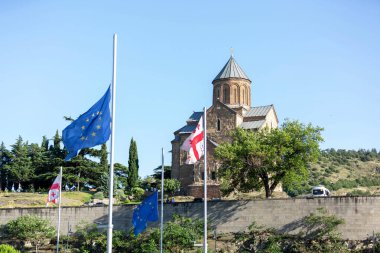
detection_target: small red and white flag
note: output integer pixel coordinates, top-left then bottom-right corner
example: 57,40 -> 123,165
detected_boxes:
181,116 -> 205,164
47,174 -> 61,205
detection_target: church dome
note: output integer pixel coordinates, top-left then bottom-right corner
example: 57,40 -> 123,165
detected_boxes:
213,56 -> 250,82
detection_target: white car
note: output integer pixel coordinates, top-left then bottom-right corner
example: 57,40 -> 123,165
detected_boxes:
312,186 -> 331,197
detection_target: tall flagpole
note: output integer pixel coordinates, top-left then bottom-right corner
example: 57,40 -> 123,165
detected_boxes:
160,148 -> 164,253
56,166 -> 63,253
107,33 -> 117,253
203,107 -> 208,252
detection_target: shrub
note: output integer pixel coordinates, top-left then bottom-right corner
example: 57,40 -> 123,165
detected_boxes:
131,187 -> 145,200
0,244 -> 21,253
68,215 -> 204,252
346,189 -> 371,197
4,215 -> 55,252
236,208 -> 347,253
92,191 -> 105,200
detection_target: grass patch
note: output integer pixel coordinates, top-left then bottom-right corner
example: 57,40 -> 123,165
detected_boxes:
0,192 -> 92,208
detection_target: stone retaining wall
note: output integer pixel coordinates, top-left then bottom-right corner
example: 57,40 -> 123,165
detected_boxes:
1,196 -> 379,240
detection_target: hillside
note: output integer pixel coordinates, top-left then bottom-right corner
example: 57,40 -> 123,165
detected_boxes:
286,149 -> 380,197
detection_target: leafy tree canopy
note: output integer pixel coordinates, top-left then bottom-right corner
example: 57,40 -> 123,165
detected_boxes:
215,120 -> 323,198
5,215 -> 55,252
152,165 -> 171,180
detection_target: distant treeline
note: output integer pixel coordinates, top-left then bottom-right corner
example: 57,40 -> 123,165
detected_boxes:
0,132 -> 129,192
321,148 -> 380,162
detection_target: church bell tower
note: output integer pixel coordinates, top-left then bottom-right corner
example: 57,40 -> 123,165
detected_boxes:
212,56 -> 252,110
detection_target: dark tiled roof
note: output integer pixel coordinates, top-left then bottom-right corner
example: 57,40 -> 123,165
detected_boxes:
176,124 -> 197,134
187,111 -> 203,122
213,56 -> 250,81
244,105 -> 273,117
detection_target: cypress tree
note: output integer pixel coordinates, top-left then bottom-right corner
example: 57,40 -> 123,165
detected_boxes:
127,138 -> 139,188
100,143 -> 108,172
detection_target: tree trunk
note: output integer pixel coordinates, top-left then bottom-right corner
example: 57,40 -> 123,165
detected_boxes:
270,180 -> 279,194
77,171 -> 80,191
260,173 -> 271,198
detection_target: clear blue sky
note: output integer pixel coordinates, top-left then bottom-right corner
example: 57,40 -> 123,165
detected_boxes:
1,1 -> 379,178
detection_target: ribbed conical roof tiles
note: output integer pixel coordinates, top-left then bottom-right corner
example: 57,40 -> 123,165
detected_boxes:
213,56 -> 250,81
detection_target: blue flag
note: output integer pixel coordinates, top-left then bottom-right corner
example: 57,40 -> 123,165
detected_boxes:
132,191 -> 159,236
62,86 -> 111,161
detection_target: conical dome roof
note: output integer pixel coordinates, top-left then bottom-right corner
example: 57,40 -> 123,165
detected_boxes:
213,56 -> 250,81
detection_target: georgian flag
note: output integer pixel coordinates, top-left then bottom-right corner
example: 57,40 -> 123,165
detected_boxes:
47,174 -> 61,205
181,116 -> 205,164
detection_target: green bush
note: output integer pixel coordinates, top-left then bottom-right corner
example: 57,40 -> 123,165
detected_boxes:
68,215 -> 204,253
236,208 -> 347,253
115,189 -> 126,200
92,191 -> 105,200
131,187 -> 145,200
4,215 -> 55,252
346,189 -> 371,197
0,244 -> 20,253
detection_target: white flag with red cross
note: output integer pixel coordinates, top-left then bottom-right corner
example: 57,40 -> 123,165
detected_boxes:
181,116 -> 205,164
47,174 -> 61,205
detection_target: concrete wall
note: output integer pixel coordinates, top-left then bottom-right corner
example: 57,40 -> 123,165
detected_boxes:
1,196 -> 379,240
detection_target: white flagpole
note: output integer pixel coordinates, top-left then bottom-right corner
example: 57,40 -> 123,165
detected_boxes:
107,33 -> 117,253
56,166 -> 63,253
160,148 -> 164,253
203,107 -> 208,252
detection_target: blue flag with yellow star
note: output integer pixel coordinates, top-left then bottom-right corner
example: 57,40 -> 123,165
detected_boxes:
132,191 -> 159,236
62,86 -> 111,161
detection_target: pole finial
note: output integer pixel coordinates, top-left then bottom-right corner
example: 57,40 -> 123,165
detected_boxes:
230,47 -> 234,57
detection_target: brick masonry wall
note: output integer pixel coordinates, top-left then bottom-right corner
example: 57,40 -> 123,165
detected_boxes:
1,196 -> 379,240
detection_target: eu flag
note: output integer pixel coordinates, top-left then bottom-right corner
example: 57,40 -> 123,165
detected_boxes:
132,191 -> 159,236
62,86 -> 111,161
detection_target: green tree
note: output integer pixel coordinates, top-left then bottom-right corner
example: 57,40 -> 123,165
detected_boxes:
5,136 -> 33,187
152,165 -> 171,180
161,179 -> 181,197
0,244 -> 20,253
5,215 -> 55,252
0,142 -> 11,191
127,138 -> 139,188
40,136 -> 49,151
64,154 -> 100,191
115,162 -> 129,189
100,143 -> 108,172
50,130 -> 65,166
33,133 -> 63,191
215,120 -> 323,198
28,143 -> 46,191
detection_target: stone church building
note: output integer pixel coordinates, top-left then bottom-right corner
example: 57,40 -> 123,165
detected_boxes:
171,56 -> 279,198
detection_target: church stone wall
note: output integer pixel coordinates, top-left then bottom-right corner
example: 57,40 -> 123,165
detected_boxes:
207,102 -> 237,144
171,140 -> 181,180
262,107 -> 278,129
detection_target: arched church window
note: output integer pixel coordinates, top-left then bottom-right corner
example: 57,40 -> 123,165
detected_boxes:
242,89 -> 245,104
211,171 -> 216,180
217,88 -> 220,100
223,87 -> 227,103
234,88 -> 237,103
217,118 -> 221,131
